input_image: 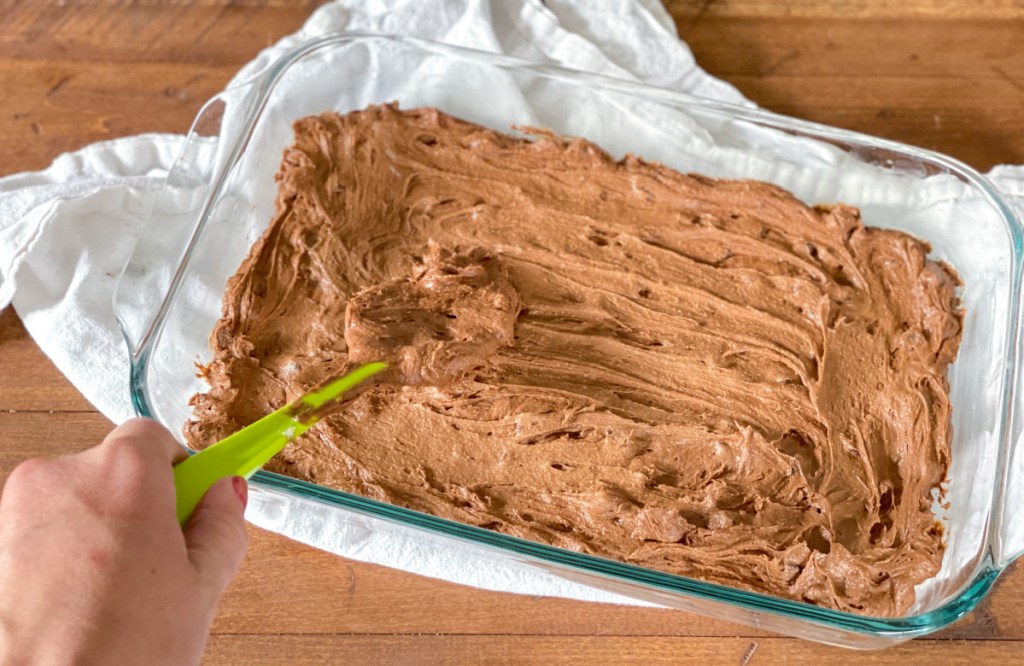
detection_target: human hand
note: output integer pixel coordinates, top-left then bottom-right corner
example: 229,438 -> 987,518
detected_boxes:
0,418 -> 248,665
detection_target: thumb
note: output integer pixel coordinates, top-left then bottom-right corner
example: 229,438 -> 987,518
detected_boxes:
184,476 -> 249,595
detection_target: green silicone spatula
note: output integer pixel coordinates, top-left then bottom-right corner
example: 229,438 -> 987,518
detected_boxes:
173,362 -> 388,526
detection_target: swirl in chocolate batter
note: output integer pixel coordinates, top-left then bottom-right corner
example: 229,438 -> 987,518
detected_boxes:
186,104 -> 962,616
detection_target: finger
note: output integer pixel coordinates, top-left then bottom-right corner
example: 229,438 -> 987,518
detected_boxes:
70,419 -> 187,521
0,457 -> 57,526
96,418 -> 188,465
184,476 -> 248,595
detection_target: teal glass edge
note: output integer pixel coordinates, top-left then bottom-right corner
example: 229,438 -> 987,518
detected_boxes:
124,33 -> 1024,639
247,467 -> 1001,637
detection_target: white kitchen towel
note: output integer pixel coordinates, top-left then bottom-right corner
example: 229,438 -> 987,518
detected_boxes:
1,0 -> 1022,605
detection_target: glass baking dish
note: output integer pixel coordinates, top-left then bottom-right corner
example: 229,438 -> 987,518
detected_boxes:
112,33 -> 1024,648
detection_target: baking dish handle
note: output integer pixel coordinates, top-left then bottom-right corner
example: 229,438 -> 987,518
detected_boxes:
112,94 -> 229,360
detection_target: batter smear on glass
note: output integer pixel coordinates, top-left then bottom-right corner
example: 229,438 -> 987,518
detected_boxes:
185,104 -> 962,616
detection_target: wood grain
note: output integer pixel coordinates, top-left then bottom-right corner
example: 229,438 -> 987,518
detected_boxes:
0,0 -> 323,177
202,636 -> 1024,666
664,0 -> 1024,19
1,1 -> 1022,664
675,15 -> 1024,171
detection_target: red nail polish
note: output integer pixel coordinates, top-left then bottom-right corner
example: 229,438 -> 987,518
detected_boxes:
232,476 -> 248,509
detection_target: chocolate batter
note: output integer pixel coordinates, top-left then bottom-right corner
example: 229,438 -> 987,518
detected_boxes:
186,104 -> 962,616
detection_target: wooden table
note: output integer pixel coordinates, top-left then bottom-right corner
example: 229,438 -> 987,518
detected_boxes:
1,2 -> 1021,663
